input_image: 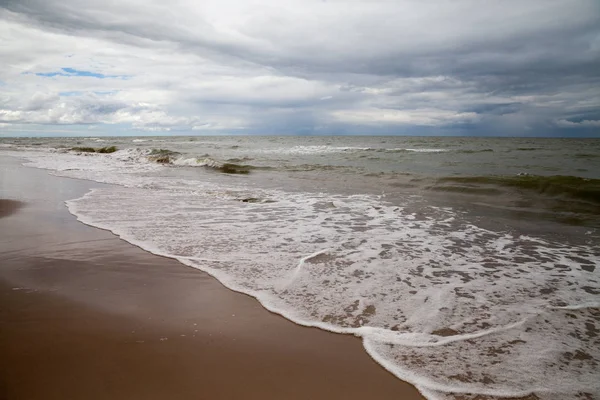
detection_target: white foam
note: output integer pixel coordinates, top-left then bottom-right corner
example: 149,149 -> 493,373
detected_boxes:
255,145 -> 371,155
7,147 -> 600,400
171,157 -> 202,166
402,148 -> 448,153
193,157 -> 223,168
550,302 -> 600,310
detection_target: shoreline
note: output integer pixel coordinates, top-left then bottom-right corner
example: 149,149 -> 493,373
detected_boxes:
0,155 -> 425,400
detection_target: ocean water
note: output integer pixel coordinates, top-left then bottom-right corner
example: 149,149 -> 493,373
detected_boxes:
1,136 -> 599,400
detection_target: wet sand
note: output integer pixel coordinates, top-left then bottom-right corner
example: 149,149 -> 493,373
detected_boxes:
0,156 -> 425,400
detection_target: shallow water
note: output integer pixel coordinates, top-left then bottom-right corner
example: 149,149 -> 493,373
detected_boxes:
2,136 -> 599,400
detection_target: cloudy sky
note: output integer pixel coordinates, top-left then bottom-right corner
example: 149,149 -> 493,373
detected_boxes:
1,0 -> 599,137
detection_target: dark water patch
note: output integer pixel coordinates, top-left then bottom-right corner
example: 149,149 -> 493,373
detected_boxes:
97,146 -> 118,153
515,147 -> 540,151
213,162 -> 254,174
363,172 -> 385,177
575,153 -> 600,159
149,148 -> 180,156
361,147 -> 445,154
469,201 -> 600,228
0,199 -> 24,218
431,328 -> 460,337
457,149 -> 495,154
226,157 -> 254,163
284,164 -> 354,172
427,185 -> 503,196
364,171 -> 413,178
71,146 -> 118,153
236,197 -> 277,204
425,175 -> 600,228
153,157 -> 171,164
437,175 -> 600,205
582,287 -> 599,295
556,215 -> 591,226
148,148 -> 181,163
581,264 -> 595,273
71,146 -> 96,153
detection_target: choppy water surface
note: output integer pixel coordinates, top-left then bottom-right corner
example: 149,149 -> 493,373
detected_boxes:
2,136 -> 599,400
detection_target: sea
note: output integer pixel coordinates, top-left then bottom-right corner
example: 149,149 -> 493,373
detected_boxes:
1,136 -> 599,400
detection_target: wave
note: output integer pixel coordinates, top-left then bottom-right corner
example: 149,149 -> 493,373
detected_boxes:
435,175 -> 600,205
257,145 -> 372,155
574,153 -> 600,159
195,158 -> 255,174
117,148 -> 258,174
550,302 -> 600,310
383,148 -> 448,153
366,147 -> 495,154
263,146 -> 487,155
253,145 -> 449,155
427,185 -> 503,196
226,156 -> 254,163
266,146 -> 461,154
283,164 -> 355,172
159,155 -> 257,174
147,148 -> 181,163
456,149 -> 494,154
143,148 -> 350,174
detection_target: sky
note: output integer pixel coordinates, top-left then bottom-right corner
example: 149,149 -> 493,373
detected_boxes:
0,0 -> 599,137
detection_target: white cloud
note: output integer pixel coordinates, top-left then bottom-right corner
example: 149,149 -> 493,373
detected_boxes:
0,0 -> 598,135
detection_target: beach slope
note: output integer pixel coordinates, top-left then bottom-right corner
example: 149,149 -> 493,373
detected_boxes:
0,156 -> 424,400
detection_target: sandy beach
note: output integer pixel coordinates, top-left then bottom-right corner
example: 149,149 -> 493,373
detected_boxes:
0,155 -> 424,400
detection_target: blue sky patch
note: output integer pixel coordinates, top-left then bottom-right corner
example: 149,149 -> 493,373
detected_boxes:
59,90 -> 118,97
59,91 -> 83,96
94,90 -> 119,95
35,68 -> 127,79
36,71 -> 66,77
